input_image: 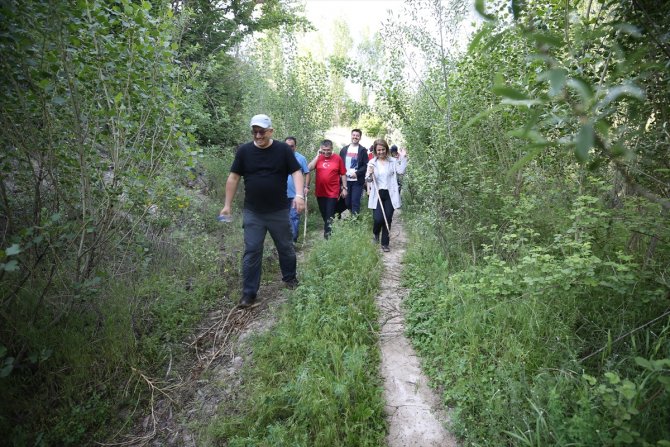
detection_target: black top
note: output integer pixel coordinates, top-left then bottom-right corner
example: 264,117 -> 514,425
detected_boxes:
230,140 -> 301,213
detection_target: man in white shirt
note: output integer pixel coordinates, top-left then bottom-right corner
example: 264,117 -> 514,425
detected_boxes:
338,128 -> 369,216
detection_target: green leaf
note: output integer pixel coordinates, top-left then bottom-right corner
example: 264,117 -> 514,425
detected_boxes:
114,92 -> 123,104
619,380 -> 636,400
5,244 -> 20,256
634,357 -> 652,370
605,371 -> 620,384
539,69 -> 567,97
511,0 -> 523,19
1,260 -> 19,272
529,32 -> 564,48
501,98 -> 541,107
0,357 -> 14,378
458,104 -> 505,133
575,123 -> 594,162
583,374 -> 597,385
492,86 -> 528,100
506,144 -> 547,180
567,77 -> 594,102
615,23 -> 642,38
599,84 -> 645,110
474,0 -> 496,21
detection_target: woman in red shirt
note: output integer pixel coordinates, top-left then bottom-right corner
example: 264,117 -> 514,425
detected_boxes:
308,139 -> 347,239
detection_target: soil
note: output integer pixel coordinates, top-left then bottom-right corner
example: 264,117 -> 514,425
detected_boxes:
112,214 -> 457,446
378,214 -> 458,447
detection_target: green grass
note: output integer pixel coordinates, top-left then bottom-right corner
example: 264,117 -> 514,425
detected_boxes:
401,205 -> 670,446
205,217 -> 388,446
0,185 -> 245,445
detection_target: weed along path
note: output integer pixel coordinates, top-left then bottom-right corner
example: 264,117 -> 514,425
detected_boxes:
378,215 -> 458,447
119,215 -> 456,446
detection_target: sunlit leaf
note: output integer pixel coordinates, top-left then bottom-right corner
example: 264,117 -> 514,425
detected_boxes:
2,260 -> 19,272
5,244 -> 20,256
615,23 -> 642,38
501,98 -> 541,107
599,83 -> 645,110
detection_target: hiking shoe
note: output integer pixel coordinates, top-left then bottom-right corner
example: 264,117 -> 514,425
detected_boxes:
284,278 -> 300,289
238,294 -> 256,308
382,245 -> 390,252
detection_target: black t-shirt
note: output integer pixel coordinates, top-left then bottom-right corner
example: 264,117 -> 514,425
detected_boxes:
230,140 -> 301,213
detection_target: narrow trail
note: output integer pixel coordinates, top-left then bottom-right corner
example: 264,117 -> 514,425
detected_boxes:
378,215 -> 458,447
118,215 -> 457,446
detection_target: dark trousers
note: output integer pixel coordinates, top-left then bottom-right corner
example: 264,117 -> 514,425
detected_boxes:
344,180 -> 364,215
288,198 -> 301,242
372,189 -> 395,246
317,196 -> 338,239
242,208 -> 296,297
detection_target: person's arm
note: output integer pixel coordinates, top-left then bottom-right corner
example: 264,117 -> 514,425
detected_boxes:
291,169 -> 306,213
220,172 -> 241,217
338,156 -> 348,198
308,152 -> 320,171
397,148 -> 409,174
304,171 -> 311,195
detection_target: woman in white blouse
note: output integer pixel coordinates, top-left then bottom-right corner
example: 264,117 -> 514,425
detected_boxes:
365,139 -> 408,252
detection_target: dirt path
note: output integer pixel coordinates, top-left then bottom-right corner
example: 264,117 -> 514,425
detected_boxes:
118,217 -> 457,446
378,215 -> 458,447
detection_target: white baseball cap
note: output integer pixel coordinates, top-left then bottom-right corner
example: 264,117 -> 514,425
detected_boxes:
250,114 -> 272,129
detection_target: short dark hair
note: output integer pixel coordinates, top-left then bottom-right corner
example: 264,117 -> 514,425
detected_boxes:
320,139 -> 333,148
351,129 -> 362,136
285,136 -> 297,144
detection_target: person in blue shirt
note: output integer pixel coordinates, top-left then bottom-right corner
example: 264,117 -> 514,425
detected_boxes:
285,136 -> 310,243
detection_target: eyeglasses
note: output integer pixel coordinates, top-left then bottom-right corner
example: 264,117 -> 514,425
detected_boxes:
252,129 -> 269,136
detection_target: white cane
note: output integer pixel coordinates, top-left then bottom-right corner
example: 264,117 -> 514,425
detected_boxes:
302,198 -> 308,245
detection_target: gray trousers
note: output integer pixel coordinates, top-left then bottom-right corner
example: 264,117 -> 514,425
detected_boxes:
242,208 -> 297,297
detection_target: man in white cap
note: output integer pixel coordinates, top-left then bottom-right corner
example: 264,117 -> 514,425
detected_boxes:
220,114 -> 305,308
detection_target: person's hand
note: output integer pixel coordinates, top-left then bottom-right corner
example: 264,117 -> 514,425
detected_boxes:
340,189 -> 348,199
293,196 -> 305,213
399,147 -> 408,158
220,206 -> 232,219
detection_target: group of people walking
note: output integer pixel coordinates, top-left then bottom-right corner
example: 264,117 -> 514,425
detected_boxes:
219,114 -> 408,308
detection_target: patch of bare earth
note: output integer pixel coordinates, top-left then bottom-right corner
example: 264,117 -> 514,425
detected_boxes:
378,213 -> 458,447
103,278 -> 288,447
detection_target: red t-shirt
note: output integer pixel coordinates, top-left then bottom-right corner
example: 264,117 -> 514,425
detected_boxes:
314,154 -> 346,198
